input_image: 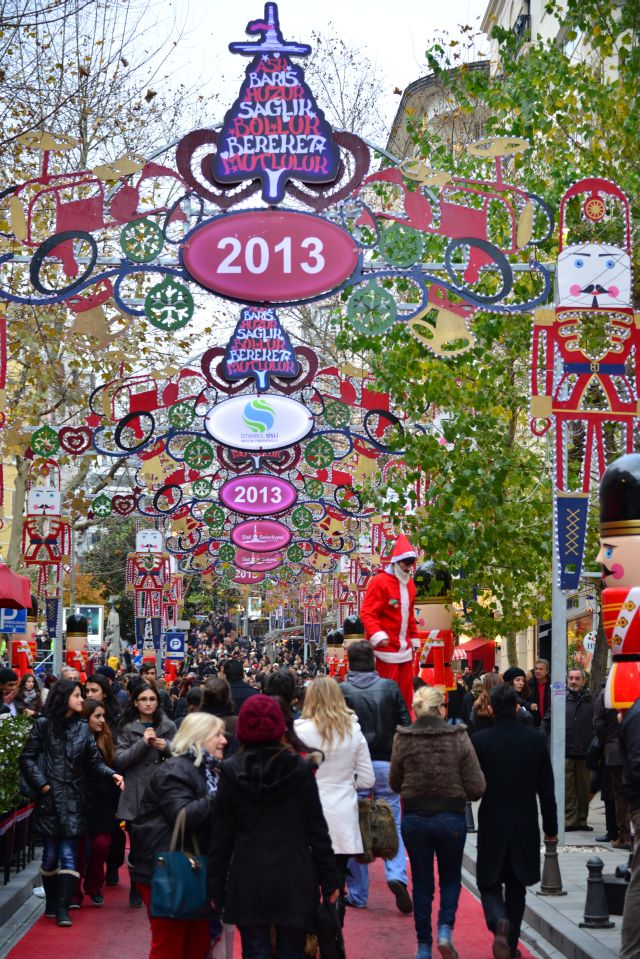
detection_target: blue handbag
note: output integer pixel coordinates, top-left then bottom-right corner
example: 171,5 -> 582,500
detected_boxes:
150,808 -> 208,919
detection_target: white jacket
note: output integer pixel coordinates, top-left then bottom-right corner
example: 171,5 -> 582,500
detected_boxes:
294,714 -> 375,854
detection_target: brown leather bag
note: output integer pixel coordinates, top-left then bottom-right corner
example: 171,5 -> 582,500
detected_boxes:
356,796 -> 399,864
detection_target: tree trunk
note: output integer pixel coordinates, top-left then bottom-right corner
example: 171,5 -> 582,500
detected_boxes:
7,457 -> 30,569
506,630 -> 518,667
590,581 -> 609,693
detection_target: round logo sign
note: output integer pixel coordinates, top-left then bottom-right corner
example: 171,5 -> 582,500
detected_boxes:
234,549 -> 284,572
220,474 -> 297,516
230,519 -> 292,553
180,209 -> 361,306
205,394 -> 313,451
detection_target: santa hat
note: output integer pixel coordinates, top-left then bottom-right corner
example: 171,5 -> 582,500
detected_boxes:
388,533 -> 417,564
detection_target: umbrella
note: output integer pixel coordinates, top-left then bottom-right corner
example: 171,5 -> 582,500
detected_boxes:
0,564 -> 32,609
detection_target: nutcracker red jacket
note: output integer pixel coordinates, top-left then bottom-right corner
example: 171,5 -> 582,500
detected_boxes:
360,568 -> 420,664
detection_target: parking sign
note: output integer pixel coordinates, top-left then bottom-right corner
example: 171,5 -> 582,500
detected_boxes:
165,631 -> 186,660
0,608 -> 28,633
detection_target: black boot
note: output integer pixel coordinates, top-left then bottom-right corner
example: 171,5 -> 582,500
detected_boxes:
57,872 -> 78,927
41,871 -> 58,919
129,876 -> 142,908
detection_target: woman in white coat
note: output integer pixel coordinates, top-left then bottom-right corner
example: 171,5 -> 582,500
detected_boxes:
295,675 -> 375,922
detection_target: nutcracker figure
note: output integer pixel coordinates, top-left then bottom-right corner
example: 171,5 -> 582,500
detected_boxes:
412,561 -> 456,696
597,453 -> 640,710
360,533 -> 420,708
22,466 -> 71,635
65,610 -> 88,679
126,529 -> 170,649
162,572 -> 184,630
530,178 -> 638,589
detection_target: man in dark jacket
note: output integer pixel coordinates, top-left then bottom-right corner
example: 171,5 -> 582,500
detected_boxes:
223,658 -> 259,712
620,696 -> 640,959
593,685 -> 630,847
473,684 -> 557,959
565,668 -> 595,831
526,658 -> 551,730
341,641 -> 412,913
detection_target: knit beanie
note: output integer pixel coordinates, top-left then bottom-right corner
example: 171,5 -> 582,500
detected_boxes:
502,667 -> 526,684
236,694 -> 286,745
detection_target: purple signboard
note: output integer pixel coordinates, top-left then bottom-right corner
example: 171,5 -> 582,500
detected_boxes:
220,474 -> 297,516
180,209 -> 360,305
234,548 -> 284,571
213,4 -> 340,204
223,307 -> 299,390
231,519 -> 292,552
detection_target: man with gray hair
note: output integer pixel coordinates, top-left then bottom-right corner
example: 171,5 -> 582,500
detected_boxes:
565,667 -> 594,831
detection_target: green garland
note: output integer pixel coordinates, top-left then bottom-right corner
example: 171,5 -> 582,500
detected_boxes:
0,715 -> 33,812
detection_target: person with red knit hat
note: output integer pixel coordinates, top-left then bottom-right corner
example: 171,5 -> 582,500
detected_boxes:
208,695 -> 341,959
360,533 -> 420,708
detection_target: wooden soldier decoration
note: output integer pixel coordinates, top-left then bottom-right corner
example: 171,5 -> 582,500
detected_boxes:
126,529 -> 171,649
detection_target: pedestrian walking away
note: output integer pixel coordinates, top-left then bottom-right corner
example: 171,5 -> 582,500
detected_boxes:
208,694 -> 342,959
390,686 -> 486,959
340,639 -> 413,914
472,684 -> 557,959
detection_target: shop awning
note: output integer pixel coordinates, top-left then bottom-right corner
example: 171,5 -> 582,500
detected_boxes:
0,564 -> 32,609
453,638 -> 494,659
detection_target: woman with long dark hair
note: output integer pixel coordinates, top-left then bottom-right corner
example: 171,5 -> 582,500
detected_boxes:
73,699 -> 121,907
16,672 -> 43,716
84,673 -> 122,735
116,681 -> 176,908
18,680 -> 123,927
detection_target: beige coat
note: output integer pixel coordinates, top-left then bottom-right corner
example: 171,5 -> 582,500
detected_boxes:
295,715 -> 375,854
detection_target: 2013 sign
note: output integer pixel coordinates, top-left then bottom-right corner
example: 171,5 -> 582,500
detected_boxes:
181,209 -> 361,305
220,474 -> 297,516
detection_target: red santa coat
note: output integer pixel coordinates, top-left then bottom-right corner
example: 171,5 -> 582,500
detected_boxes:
360,569 -> 420,664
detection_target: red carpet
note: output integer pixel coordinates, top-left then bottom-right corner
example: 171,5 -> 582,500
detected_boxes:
7,859 -> 535,959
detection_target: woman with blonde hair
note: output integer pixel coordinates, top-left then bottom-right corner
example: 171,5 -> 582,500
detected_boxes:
390,686 -> 486,959
471,672 -> 503,733
294,676 -> 375,918
130,713 -> 227,959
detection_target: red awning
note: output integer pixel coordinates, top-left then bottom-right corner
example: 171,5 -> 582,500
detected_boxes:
0,564 -> 32,609
453,637 -> 494,659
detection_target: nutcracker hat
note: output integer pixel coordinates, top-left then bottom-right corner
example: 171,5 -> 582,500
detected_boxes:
388,534 -> 417,564
600,453 -> 640,537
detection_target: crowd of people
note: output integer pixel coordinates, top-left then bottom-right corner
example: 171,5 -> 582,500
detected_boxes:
1,620 -> 639,959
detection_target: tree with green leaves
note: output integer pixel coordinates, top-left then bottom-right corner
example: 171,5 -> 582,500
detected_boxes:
339,0 -> 640,670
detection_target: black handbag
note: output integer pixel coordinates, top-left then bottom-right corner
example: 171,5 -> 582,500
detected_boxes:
150,808 -> 208,920
585,735 -> 605,771
19,719 -> 50,800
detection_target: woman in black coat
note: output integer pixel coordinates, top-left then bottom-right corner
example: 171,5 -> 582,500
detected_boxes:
471,685 -> 557,959
18,680 -> 123,927
130,713 -> 227,959
208,695 -> 341,959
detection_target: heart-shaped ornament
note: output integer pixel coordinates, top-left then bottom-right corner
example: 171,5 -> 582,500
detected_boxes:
112,493 -> 137,515
59,426 -> 93,454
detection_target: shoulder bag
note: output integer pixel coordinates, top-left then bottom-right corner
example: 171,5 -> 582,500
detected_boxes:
150,807 -> 208,919
356,794 -> 399,864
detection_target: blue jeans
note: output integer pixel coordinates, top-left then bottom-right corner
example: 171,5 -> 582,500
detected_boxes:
42,836 -> 78,873
238,924 -> 306,959
346,760 -> 407,906
401,811 -> 467,947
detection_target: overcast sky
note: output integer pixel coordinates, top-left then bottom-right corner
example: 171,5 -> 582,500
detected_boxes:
155,0 -> 489,131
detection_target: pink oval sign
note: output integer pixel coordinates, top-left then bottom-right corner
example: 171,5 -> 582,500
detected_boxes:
231,519 -> 291,553
234,549 -> 284,572
181,209 -> 361,305
220,474 -> 297,516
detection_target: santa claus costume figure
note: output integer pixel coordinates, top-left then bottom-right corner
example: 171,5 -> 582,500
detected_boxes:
360,534 -> 420,708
